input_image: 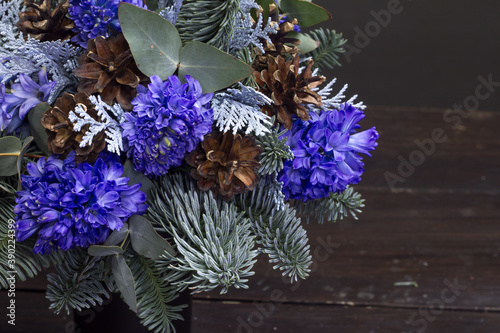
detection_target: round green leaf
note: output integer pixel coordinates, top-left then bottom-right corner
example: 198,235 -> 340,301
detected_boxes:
88,245 -> 124,257
287,31 -> 320,54
17,136 -> 33,191
122,160 -> 153,199
119,3 -> 182,79
111,254 -> 137,313
0,136 -> 22,176
279,0 -> 331,27
27,102 -> 51,156
178,42 -> 253,93
129,215 -> 175,259
103,223 -> 129,246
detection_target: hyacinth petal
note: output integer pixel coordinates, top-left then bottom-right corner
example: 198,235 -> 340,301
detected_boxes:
279,104 -> 378,201
19,98 -> 41,119
98,191 -> 120,208
39,81 -> 57,100
347,127 -> 379,156
14,154 -> 148,254
122,74 -> 213,177
104,162 -> 124,181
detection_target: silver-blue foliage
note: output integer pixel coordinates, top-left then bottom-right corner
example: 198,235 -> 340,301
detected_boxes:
68,95 -> 125,155
158,0 -> 183,24
212,83 -> 272,136
228,0 -> 278,54
0,2 -> 79,103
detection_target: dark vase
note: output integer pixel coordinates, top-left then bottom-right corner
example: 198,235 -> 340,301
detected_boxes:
73,290 -> 192,333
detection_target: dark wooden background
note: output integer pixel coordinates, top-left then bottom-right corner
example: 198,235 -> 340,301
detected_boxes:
2,1 -> 500,332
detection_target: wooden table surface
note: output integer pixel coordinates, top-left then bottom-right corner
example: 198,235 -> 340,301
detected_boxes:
2,106 -> 500,333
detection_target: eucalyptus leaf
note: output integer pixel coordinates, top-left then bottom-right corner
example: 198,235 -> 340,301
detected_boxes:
103,223 -> 129,246
16,136 -> 33,191
27,102 -> 51,156
119,3 -> 181,79
122,160 -> 153,199
287,31 -> 320,54
0,136 -> 22,176
279,0 -> 331,27
179,42 -> 253,93
88,245 -> 124,257
128,215 -> 175,259
111,254 -> 137,313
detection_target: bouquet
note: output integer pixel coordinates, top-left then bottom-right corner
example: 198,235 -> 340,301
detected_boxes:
0,0 -> 379,331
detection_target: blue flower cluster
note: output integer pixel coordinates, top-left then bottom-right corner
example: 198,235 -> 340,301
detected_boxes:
0,69 -> 55,134
14,152 -> 147,254
122,75 -> 214,177
279,104 -> 379,201
68,0 -> 146,48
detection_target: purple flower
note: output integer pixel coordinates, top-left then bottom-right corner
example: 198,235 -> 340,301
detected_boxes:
279,104 -> 379,201
0,69 -> 56,133
122,75 -> 214,177
69,0 -> 147,48
14,152 -> 148,254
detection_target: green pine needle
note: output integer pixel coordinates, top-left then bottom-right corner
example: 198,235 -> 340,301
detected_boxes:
305,28 -> 347,70
176,0 -> 241,51
125,250 -> 185,333
256,126 -> 294,176
236,184 -> 312,282
147,173 -> 258,294
46,248 -> 111,315
295,186 -> 365,224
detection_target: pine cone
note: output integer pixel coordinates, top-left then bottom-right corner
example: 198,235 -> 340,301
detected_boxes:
16,0 -> 75,42
252,4 -> 301,72
73,34 -> 147,110
254,54 -> 325,130
41,92 -> 106,164
186,132 -> 262,201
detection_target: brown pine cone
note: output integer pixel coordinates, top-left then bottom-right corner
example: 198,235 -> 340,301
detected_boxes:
186,132 -> 262,201
16,0 -> 75,42
254,54 -> 325,130
252,3 -> 301,72
73,34 -> 147,110
41,92 -> 106,164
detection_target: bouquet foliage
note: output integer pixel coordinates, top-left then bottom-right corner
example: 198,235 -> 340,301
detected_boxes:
0,0 -> 379,331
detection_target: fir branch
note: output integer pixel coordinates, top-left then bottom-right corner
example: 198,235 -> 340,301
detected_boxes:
147,173 -> 258,294
46,248 -> 111,315
68,95 -> 125,155
304,28 -> 347,71
256,125 -> 293,175
293,186 -> 365,224
176,0 -> 241,51
212,83 -> 272,136
235,183 -> 312,282
124,250 -> 185,333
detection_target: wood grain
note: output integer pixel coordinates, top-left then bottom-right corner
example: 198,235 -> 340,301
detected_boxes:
192,300 -> 500,333
359,106 -> 500,192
